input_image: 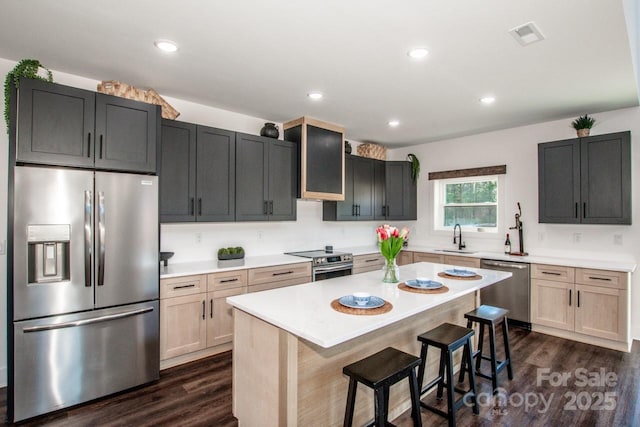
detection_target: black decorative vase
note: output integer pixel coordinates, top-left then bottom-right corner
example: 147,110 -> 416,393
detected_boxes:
260,122 -> 280,139
345,141 -> 352,154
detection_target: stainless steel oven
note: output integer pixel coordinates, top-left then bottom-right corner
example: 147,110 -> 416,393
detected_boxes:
286,250 -> 353,281
313,261 -> 353,281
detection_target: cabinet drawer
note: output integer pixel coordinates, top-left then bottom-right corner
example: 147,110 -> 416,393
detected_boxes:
444,255 -> 480,268
413,252 -> 445,264
576,268 -> 628,290
248,262 -> 312,286
160,275 -> 206,299
353,253 -> 385,273
531,264 -> 575,283
208,270 -> 248,292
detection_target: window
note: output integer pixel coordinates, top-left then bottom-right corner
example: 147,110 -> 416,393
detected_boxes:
433,175 -> 499,232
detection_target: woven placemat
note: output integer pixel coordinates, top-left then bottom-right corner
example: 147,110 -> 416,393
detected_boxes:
398,283 -> 450,294
330,299 -> 393,315
437,272 -> 483,281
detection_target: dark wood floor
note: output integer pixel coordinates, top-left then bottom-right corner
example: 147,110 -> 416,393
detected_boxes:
1,328 -> 639,426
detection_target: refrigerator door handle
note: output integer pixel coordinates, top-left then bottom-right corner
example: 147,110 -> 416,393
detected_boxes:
84,190 -> 92,287
98,191 -> 106,286
22,307 -> 154,333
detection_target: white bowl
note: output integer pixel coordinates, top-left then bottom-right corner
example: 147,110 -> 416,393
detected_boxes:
352,292 -> 371,306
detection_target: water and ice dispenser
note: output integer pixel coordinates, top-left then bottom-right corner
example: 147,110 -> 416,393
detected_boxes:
27,224 -> 71,284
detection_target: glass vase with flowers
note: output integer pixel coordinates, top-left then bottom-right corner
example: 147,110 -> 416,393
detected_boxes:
376,224 -> 409,283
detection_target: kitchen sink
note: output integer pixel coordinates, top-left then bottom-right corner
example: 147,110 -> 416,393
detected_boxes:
434,249 -> 477,254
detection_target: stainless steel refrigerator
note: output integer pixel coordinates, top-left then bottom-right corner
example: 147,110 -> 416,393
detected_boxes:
9,166 -> 160,422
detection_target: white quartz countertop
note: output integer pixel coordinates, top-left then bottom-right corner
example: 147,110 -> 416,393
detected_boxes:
160,254 -> 310,278
227,262 -> 512,348
339,245 -> 637,273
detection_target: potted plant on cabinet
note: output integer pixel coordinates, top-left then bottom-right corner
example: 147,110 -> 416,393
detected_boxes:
4,59 -> 53,132
571,114 -> 596,137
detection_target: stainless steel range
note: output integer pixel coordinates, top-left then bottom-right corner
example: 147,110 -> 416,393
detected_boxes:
286,249 -> 353,281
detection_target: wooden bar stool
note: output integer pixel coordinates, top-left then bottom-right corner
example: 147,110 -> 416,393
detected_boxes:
416,323 -> 478,427
343,347 -> 422,427
458,305 -> 513,393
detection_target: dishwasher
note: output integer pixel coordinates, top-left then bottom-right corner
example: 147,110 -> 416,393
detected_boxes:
480,259 -> 531,329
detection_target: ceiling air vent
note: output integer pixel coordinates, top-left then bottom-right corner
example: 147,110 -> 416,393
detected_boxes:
509,21 -> 545,46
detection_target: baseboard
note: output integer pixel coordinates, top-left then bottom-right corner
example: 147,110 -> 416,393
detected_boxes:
160,342 -> 233,370
532,325 -> 631,352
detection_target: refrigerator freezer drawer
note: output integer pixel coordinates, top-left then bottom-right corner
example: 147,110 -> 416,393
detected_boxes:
12,301 -> 159,422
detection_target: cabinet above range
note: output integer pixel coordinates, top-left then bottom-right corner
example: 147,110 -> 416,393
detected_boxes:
283,116 -> 345,201
14,78 -> 159,173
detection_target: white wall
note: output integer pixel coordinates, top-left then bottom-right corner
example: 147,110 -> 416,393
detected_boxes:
389,107 -> 640,340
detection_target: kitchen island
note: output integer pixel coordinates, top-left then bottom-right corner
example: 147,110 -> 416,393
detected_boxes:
227,262 -> 512,426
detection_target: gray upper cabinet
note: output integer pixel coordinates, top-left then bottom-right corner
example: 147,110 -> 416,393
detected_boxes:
323,156 -> 416,221
538,131 -> 631,224
94,94 -> 158,173
17,79 -> 158,173
196,126 -> 236,222
159,120 -> 235,223
235,133 -> 297,222
373,160 -> 386,220
17,78 -> 95,168
384,161 -> 417,221
323,155 -> 374,221
160,120 -> 196,222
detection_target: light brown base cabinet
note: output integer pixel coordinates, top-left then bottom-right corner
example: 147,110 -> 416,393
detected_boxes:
531,264 -> 630,352
160,262 -> 312,369
396,250 -> 413,266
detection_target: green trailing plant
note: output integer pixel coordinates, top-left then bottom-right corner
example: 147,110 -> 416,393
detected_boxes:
571,114 -> 596,130
407,153 -> 420,183
4,59 -> 53,132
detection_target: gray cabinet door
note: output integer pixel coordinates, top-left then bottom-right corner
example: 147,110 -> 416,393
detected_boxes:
95,94 -> 159,173
160,120 -> 196,222
236,133 -> 269,221
580,132 -> 631,224
385,162 -> 417,221
353,156 -> 374,220
17,78 -> 95,168
196,126 -> 236,222
336,155 -> 356,220
268,139 -> 297,221
538,138 -> 580,223
373,160 -> 386,220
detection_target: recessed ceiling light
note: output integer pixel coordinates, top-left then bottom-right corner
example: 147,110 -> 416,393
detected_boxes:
480,96 -> 496,105
307,92 -> 323,100
388,120 -> 400,127
407,48 -> 429,59
154,39 -> 178,53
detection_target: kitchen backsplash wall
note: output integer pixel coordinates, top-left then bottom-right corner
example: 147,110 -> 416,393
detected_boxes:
161,200 -> 412,262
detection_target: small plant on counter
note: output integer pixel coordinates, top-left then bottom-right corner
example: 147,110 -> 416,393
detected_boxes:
407,153 -> 420,183
218,246 -> 245,260
4,59 -> 53,132
571,114 -> 595,137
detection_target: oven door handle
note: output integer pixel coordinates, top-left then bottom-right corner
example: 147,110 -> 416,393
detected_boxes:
314,263 -> 353,274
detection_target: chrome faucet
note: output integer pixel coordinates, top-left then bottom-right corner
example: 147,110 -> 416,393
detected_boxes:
453,223 -> 465,250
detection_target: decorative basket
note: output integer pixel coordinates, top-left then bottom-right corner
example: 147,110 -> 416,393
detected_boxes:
357,143 -> 387,160
97,80 -> 180,120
